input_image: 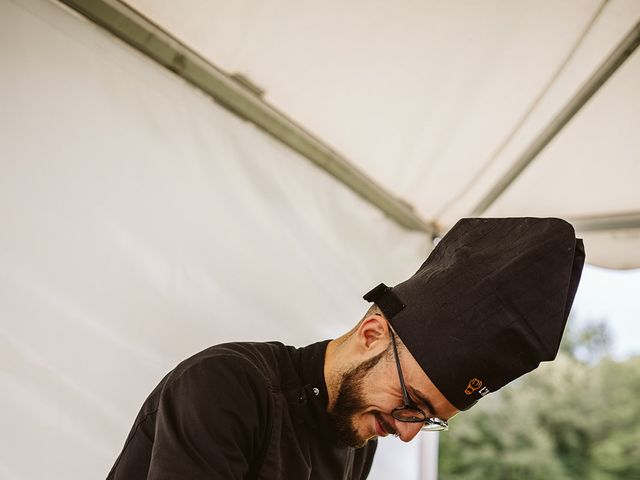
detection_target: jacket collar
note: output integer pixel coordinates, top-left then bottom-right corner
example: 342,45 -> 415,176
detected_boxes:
292,340 -> 336,437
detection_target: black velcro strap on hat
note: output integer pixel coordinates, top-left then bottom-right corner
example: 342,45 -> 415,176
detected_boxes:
363,283 -> 406,319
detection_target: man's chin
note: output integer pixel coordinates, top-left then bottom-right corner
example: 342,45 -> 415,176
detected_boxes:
335,429 -> 368,449
331,416 -> 371,448
341,433 -> 371,449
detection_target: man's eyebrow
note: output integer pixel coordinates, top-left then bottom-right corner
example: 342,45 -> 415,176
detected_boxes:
409,387 -> 436,415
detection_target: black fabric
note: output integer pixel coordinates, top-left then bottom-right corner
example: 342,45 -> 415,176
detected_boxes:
363,283 -> 406,319
364,217 -> 585,411
107,341 -> 377,479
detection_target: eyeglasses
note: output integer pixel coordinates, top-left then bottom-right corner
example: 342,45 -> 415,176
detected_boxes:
389,330 -> 449,432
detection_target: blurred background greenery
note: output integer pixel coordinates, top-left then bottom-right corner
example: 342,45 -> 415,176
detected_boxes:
439,319 -> 640,480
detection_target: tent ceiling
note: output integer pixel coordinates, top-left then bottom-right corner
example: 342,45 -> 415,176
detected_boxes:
77,0 -> 640,268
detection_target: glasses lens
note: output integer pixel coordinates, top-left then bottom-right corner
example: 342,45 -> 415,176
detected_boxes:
392,406 -> 426,423
421,418 -> 449,432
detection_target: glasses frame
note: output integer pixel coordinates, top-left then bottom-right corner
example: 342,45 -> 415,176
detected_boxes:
389,330 -> 449,432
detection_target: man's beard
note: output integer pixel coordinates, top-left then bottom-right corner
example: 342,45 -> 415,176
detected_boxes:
328,347 -> 396,448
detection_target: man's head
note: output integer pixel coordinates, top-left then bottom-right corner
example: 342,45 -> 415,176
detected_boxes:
325,217 -> 585,447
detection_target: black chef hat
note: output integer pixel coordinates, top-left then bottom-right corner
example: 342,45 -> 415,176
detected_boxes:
363,217 -> 585,411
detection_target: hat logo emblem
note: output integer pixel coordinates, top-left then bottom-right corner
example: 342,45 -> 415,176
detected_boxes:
465,378 -> 482,395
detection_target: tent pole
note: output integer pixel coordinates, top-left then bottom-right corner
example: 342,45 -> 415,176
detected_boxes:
57,0 -> 435,235
471,20 -> 640,216
420,433 -> 439,480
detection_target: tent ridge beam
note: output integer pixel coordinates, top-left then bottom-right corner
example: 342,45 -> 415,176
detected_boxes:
58,0 -> 435,234
569,211 -> 640,232
471,20 -> 640,216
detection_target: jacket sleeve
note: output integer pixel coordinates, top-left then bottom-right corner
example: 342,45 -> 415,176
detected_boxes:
146,354 -> 271,479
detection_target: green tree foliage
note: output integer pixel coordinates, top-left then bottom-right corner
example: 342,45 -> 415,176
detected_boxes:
439,323 -> 640,480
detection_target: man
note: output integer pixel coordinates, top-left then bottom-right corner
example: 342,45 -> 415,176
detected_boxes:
108,217 -> 584,479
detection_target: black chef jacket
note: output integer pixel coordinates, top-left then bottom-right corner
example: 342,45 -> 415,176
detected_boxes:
107,340 -> 377,479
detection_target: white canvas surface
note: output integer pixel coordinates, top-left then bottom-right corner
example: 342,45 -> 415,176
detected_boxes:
0,1 -> 430,477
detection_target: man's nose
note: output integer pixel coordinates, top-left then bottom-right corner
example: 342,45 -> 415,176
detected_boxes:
394,420 -> 423,442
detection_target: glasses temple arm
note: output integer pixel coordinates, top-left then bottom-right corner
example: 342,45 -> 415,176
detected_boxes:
390,331 -> 412,406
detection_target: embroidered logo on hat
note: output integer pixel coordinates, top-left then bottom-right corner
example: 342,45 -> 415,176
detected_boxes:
465,378 -> 483,395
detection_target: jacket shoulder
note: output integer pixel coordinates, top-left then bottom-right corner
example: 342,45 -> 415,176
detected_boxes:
169,341 -> 291,392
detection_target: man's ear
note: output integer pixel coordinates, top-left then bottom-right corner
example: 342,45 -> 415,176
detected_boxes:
356,314 -> 390,352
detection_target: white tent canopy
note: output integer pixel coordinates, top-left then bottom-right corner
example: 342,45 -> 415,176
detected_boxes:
77,0 -> 640,268
1,1 -> 638,479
